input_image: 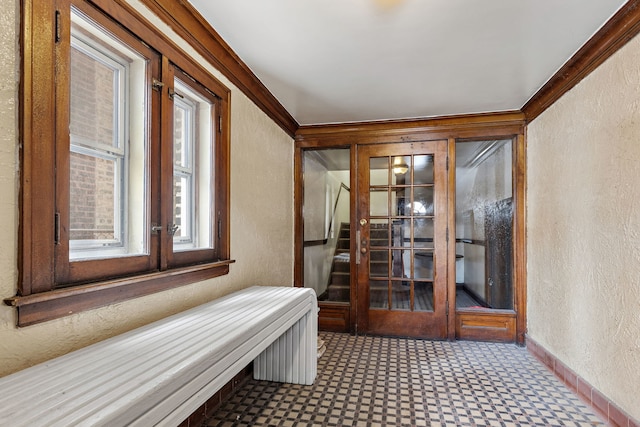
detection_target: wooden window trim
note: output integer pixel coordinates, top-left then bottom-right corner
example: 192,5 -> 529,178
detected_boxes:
163,64 -> 226,269
10,0 -> 232,326
56,0 -> 163,284
5,261 -> 235,327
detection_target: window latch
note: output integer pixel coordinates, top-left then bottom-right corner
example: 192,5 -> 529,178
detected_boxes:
151,224 -> 178,235
151,79 -> 164,92
168,87 -> 184,100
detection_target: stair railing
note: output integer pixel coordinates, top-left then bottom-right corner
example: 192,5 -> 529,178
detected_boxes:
304,183 -> 350,247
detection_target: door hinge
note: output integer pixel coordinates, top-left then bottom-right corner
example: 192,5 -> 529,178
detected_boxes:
218,115 -> 223,133
446,303 -> 449,316
446,227 -> 449,243
54,212 -> 60,245
446,156 -> 450,171
217,214 -> 222,239
55,10 -> 61,44
152,79 -> 165,92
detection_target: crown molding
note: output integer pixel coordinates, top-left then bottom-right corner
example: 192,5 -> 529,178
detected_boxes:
296,111 -> 525,145
523,0 -> 640,122
139,0 -> 298,137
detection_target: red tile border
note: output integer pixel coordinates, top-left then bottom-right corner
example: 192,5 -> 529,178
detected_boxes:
592,389 -> 610,419
577,377 -> 592,403
526,335 -> 638,427
610,402 -> 630,427
564,369 -> 578,391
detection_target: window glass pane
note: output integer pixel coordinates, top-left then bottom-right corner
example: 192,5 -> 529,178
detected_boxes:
392,219 -> 411,248
69,8 -> 147,260
414,218 -> 434,249
370,189 -> 389,217
369,280 -> 389,310
412,187 -> 434,216
414,281 -> 434,312
172,78 -> 213,251
392,156 -> 411,184
369,157 -> 389,186
392,188 -> 409,217
413,155 -> 434,184
369,250 -> 388,278
69,151 -> 117,241
69,49 -> 116,148
370,222 -> 389,248
390,280 -> 410,311
414,250 -> 434,280
174,103 -> 190,169
173,175 -> 191,240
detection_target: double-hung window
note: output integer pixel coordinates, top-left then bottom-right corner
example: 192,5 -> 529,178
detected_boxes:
11,0 -> 231,326
172,75 -> 214,252
69,7 -> 147,261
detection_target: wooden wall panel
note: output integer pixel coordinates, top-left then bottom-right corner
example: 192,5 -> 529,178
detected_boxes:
318,302 -> 350,333
456,311 -> 516,343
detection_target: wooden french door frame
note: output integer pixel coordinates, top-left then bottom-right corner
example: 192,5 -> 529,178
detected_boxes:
294,115 -> 527,344
355,140 -> 450,339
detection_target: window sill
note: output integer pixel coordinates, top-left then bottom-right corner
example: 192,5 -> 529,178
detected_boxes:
4,260 -> 235,327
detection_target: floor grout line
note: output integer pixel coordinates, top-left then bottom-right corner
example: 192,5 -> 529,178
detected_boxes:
203,332 -> 606,426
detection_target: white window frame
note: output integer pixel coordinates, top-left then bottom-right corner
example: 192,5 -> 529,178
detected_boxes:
172,77 -> 213,252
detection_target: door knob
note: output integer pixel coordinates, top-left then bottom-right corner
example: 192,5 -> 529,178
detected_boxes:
361,247 -> 367,254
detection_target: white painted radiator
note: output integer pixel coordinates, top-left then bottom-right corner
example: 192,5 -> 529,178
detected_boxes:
254,304 -> 317,384
0,286 -> 317,427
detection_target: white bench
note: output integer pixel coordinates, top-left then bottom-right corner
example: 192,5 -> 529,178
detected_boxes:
0,286 -> 318,426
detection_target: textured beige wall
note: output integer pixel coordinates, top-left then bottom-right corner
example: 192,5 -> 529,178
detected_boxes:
0,0 -> 294,376
527,33 -> 640,419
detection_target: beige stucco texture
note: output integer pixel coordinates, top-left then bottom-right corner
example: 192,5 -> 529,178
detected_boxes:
0,0 -> 294,377
527,32 -> 640,419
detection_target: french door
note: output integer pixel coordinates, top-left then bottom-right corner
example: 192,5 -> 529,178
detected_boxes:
356,141 -> 449,338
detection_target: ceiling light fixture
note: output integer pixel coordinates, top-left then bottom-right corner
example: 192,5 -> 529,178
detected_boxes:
392,157 -> 409,175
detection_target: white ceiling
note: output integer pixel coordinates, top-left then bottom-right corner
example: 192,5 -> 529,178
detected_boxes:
188,0 -> 627,126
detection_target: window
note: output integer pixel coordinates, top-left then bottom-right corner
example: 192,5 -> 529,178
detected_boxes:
69,7 -> 147,261
12,0 -> 231,326
172,76 -> 214,252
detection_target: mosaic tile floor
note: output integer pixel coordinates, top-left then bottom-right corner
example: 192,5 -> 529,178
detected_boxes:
203,332 -> 604,426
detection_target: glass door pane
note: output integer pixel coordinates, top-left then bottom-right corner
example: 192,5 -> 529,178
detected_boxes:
302,148 -> 351,303
367,154 -> 436,312
455,139 -> 514,310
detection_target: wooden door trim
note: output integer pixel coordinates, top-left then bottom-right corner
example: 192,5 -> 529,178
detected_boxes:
296,111 -> 524,142
349,145 -> 359,334
514,133 -> 527,344
446,138 -> 457,340
293,115 -> 526,343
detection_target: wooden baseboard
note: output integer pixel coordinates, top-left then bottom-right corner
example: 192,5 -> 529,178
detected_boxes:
526,336 -> 639,427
